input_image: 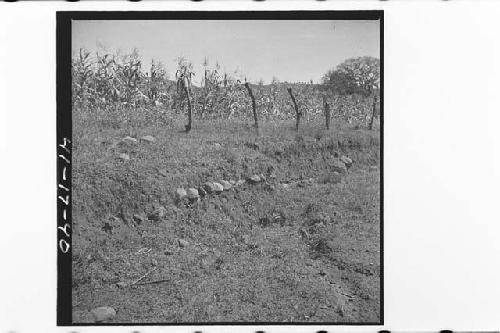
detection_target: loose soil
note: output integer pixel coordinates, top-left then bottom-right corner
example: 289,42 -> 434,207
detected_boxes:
72,115 -> 381,323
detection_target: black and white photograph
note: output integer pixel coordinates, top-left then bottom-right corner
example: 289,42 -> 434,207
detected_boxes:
3,1 -> 500,332
61,11 -> 383,325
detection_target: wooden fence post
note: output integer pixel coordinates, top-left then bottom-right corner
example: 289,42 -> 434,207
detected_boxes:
287,87 -> 301,131
183,77 -> 193,133
323,96 -> 331,130
369,94 -> 377,130
244,82 -> 259,134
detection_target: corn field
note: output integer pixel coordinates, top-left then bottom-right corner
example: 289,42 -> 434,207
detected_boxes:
72,48 -> 379,126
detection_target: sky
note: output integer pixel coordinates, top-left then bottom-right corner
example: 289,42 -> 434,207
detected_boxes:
72,20 -> 380,85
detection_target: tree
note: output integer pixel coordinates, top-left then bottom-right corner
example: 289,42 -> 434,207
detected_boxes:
322,56 -> 380,129
322,56 -> 380,96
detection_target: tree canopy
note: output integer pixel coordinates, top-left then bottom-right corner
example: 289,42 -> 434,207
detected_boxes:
322,56 -> 380,96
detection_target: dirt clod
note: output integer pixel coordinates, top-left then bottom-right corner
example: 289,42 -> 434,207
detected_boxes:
118,153 -> 130,161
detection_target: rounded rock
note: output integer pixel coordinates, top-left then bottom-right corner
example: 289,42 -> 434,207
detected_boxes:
219,180 -> 232,190
340,155 -> 353,168
148,206 -> 166,221
247,175 -> 261,184
175,188 -> 187,200
90,306 -> 116,323
203,182 -> 216,194
187,188 -> 200,200
212,182 -> 224,193
331,159 -> 348,174
118,153 -> 130,161
122,136 -> 138,144
140,135 -> 156,143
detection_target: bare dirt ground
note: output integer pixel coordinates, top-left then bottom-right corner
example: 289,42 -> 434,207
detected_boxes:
71,111 -> 381,323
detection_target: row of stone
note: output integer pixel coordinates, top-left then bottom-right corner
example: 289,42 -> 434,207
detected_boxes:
175,174 -> 266,201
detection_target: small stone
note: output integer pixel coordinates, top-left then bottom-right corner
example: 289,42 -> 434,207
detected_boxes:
247,175 -> 261,184
212,182 -> 224,193
213,143 -> 222,149
118,153 -> 130,161
340,155 -> 353,168
203,182 -> 216,194
158,169 -> 168,177
187,188 -> 200,200
122,136 -> 138,144
90,306 -> 116,323
282,183 -> 290,190
175,188 -> 187,200
259,173 -> 267,182
140,135 -> 156,143
331,159 -> 348,174
148,206 -> 166,221
132,214 -> 145,224
229,180 -> 236,185
116,282 -> 128,288
178,239 -> 189,248
219,180 -> 232,190
151,259 -> 158,266
236,179 -> 246,187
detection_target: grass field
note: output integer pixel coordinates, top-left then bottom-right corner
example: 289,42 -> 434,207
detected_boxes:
71,106 -> 381,323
